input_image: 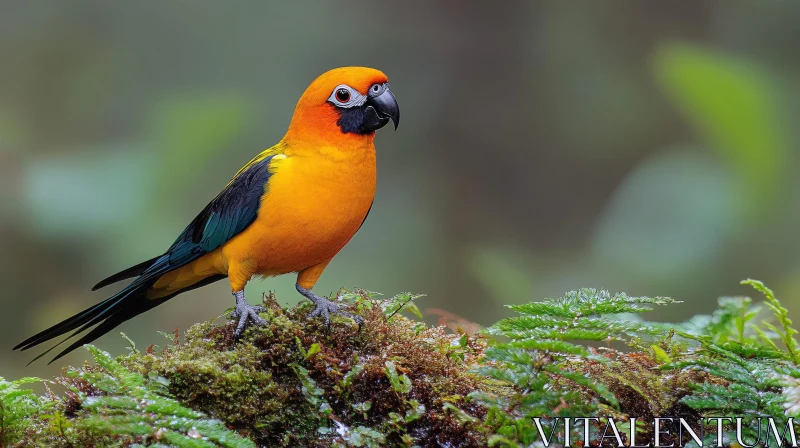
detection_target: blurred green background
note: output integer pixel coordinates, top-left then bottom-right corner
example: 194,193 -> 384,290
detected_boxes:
2,1 -> 799,378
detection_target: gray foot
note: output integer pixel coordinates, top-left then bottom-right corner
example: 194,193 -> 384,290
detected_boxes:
296,284 -> 364,329
231,291 -> 267,338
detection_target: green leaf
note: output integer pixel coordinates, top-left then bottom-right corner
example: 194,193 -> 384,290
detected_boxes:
384,361 -> 412,394
340,364 -> 365,389
654,43 -> 789,217
405,400 -> 425,423
305,343 -> 322,360
290,363 -> 327,410
381,293 -> 425,319
442,402 -> 478,424
346,426 -> 386,447
651,345 -> 672,363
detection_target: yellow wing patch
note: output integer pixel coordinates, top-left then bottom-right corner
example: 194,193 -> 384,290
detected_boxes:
230,141 -> 288,183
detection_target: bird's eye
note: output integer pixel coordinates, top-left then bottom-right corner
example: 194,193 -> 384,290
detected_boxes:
372,84 -> 380,93
336,89 -> 350,103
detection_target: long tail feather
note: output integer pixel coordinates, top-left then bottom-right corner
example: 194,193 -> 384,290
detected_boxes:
49,274 -> 226,363
92,255 -> 161,291
14,280 -> 155,353
15,273 -> 227,364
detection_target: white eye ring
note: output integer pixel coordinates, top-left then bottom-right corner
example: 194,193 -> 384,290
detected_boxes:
327,85 -> 367,108
369,83 -> 388,97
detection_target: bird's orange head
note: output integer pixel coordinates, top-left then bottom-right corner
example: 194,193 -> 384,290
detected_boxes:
284,67 -> 399,145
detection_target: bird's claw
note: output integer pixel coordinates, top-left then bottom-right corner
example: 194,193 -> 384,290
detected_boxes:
231,305 -> 266,320
308,296 -> 364,330
231,302 -> 267,339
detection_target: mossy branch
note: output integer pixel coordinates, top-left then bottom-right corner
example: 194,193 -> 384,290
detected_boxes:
4,283 -> 800,447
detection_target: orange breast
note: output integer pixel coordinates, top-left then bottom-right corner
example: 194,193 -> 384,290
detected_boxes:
220,141 -> 377,276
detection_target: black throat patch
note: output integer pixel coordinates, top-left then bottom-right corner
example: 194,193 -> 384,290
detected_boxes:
336,106 -> 369,134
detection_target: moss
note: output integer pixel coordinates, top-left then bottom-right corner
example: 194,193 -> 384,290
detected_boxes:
142,291 -> 490,447
6,282 -> 800,447
22,290 -> 495,447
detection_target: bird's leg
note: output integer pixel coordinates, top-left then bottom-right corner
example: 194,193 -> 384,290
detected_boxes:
296,284 -> 364,329
230,290 -> 267,338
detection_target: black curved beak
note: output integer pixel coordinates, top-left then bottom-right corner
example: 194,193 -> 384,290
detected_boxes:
368,88 -> 400,130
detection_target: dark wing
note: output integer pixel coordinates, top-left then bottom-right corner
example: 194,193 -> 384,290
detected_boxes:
164,154 -> 275,267
92,154 -> 275,289
15,155 -> 276,362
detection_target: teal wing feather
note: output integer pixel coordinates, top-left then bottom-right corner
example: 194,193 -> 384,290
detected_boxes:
16,155 -> 276,363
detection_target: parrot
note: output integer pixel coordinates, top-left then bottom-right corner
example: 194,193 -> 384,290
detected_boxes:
14,66 -> 399,364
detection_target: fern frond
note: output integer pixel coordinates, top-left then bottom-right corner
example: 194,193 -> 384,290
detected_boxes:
70,345 -> 255,448
743,279 -> 800,364
0,376 -> 48,446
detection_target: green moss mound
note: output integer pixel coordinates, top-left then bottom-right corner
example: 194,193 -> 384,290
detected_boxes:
121,291 -> 491,447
